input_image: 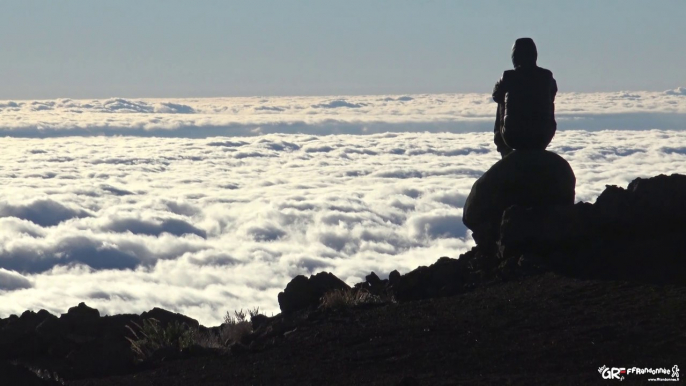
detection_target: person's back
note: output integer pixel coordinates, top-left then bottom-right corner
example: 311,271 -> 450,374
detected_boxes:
493,38 -> 557,156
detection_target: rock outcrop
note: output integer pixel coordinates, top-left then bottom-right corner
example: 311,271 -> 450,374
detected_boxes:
498,174 -> 686,284
392,257 -> 469,301
0,304 -> 202,380
140,307 -> 200,329
61,302 -> 100,322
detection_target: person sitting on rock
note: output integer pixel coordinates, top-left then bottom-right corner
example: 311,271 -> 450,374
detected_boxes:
493,37 -> 557,157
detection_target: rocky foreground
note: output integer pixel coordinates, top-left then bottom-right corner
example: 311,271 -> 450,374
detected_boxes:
1,174 -> 685,385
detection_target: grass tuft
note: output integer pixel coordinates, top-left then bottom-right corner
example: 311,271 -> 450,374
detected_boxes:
216,308 -> 260,346
125,318 -> 196,360
320,288 -> 394,310
126,308 -> 264,358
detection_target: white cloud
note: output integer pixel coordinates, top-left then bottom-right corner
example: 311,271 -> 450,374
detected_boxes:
0,199 -> 92,226
0,93 -> 685,325
0,90 -> 684,137
0,269 -> 32,291
665,87 -> 686,96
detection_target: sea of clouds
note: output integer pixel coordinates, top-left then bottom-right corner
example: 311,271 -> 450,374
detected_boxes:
0,88 -> 685,137
1,89 -> 685,325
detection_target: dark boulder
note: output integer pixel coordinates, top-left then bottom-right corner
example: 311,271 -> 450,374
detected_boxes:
496,174 -> 686,285
388,270 -> 401,285
60,302 -> 99,323
278,272 -> 350,313
568,174 -> 686,284
278,276 -> 311,313
354,271 -> 391,296
365,271 -> 382,287
594,174 -> 686,234
140,308 -> 199,329
16,310 -> 56,332
0,310 -> 58,360
57,313 -> 142,379
392,257 -> 468,302
251,314 -> 269,331
0,306 -> 140,379
463,149 -> 575,247
498,204 -> 585,260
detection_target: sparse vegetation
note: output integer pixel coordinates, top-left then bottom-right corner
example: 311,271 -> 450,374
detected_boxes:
216,308 -> 260,346
126,308 -> 263,359
320,288 -> 394,310
125,318 -> 196,360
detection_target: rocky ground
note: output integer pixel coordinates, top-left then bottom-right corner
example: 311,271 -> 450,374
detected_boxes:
70,273 -> 686,386
2,173 -> 685,385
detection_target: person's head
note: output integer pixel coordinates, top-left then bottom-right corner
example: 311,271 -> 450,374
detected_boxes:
511,38 -> 537,68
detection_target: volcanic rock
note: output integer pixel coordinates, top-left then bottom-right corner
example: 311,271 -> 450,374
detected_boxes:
61,302 -> 100,323
498,204 -> 584,260
594,173 -> 686,234
388,270 -> 401,285
463,149 -> 575,247
0,306 -> 154,379
140,307 -> 199,329
365,271 -> 382,287
278,272 -> 350,313
354,271 -> 391,296
496,174 -> 686,284
16,310 -> 56,332
251,314 -> 269,331
392,257 -> 468,302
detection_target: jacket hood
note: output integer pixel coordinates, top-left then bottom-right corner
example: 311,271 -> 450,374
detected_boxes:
511,38 -> 537,67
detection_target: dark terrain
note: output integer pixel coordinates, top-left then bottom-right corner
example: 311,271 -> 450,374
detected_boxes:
73,274 -> 685,385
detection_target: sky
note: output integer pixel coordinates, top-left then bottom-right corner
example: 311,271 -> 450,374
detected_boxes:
0,0 -> 684,99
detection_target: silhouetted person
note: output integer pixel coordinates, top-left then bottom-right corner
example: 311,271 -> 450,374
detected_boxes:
493,38 -> 557,157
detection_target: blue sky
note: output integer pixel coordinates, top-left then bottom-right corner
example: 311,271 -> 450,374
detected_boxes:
0,0 -> 683,99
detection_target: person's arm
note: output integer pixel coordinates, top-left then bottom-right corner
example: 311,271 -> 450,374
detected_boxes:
551,77 -> 558,102
493,71 -> 512,156
546,75 -> 558,146
492,73 -> 507,104
494,103 -> 501,137
493,101 -> 512,156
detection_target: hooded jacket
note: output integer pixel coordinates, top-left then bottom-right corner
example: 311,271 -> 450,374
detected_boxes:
493,38 -> 557,152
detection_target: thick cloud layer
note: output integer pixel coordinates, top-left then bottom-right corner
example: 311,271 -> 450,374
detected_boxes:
1,129 -> 685,325
0,89 -> 684,137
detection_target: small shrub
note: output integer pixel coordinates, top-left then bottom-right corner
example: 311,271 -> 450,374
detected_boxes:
125,318 -> 196,360
217,308 -> 259,345
224,307 -> 260,324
